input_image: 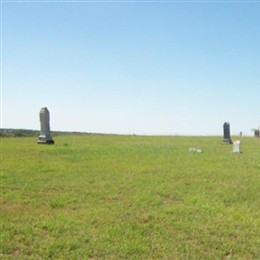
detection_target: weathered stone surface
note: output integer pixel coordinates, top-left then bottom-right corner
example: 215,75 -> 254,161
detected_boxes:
37,107 -> 54,144
222,122 -> 232,144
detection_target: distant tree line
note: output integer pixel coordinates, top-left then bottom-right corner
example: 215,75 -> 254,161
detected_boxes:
0,129 -> 39,137
0,129 -> 91,138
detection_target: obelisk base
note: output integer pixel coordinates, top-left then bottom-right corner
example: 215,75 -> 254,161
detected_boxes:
222,138 -> 232,144
37,135 -> 54,144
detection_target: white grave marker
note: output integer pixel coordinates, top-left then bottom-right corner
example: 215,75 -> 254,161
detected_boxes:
233,140 -> 241,153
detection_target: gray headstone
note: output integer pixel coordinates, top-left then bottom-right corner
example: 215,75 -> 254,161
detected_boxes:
254,129 -> 259,138
233,140 -> 241,153
222,122 -> 232,144
37,107 -> 54,144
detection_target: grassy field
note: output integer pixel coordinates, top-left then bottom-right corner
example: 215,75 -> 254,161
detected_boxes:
0,135 -> 259,259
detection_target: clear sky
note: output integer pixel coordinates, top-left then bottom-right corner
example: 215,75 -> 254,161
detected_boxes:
1,0 -> 260,135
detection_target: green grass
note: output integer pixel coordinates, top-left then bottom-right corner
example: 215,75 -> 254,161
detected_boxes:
1,135 -> 259,259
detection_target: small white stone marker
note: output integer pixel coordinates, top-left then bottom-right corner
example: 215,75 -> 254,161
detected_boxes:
189,147 -> 202,153
233,140 -> 241,153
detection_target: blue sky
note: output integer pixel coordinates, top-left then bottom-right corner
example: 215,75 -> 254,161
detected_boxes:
1,1 -> 260,135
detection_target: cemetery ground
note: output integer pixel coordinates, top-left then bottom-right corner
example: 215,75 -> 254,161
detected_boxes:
0,135 -> 259,259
